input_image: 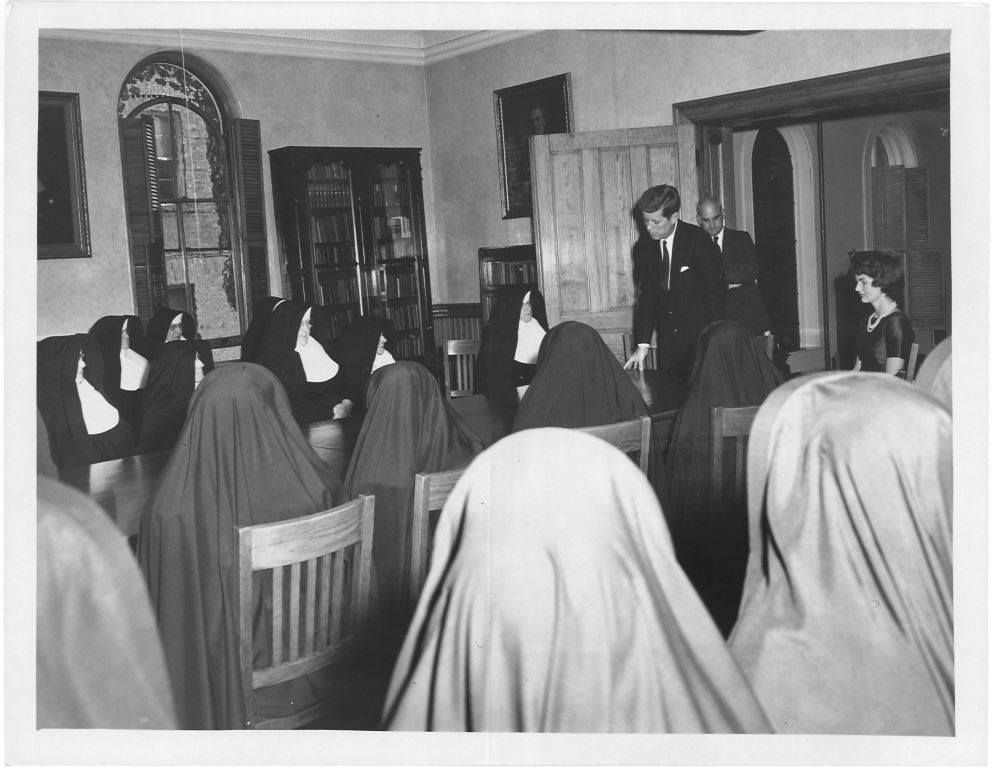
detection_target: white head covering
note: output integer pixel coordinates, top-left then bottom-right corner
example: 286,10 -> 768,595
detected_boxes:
371,349 -> 396,372
295,308 -> 339,383
384,428 -> 771,733
119,319 -> 149,391
730,372 -> 953,735
75,359 -> 120,435
193,354 -> 205,388
514,291 -> 546,364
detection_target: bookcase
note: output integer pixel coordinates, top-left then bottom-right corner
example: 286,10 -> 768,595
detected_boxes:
269,147 -> 435,366
478,244 -> 539,323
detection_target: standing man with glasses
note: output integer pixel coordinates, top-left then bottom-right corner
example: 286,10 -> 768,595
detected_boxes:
696,194 -> 771,336
624,185 -> 727,383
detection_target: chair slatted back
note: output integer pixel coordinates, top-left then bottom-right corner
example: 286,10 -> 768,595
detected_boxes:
237,495 -> 374,729
710,406 -> 760,509
444,339 -> 482,398
763,333 -> 776,360
904,342 -> 921,382
574,416 -> 652,475
622,332 -> 658,370
410,467 -> 466,605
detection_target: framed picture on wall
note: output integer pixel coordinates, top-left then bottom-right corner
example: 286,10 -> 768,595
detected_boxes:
38,91 -> 92,259
493,73 -> 573,220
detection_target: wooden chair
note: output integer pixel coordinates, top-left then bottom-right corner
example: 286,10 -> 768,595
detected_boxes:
622,332 -> 658,370
904,342 -> 920,382
762,333 -> 776,360
710,406 -> 760,508
574,416 -> 652,475
409,467 -> 466,605
237,495 -> 375,729
444,339 -> 482,398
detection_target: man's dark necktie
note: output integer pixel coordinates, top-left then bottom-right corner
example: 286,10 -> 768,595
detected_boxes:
713,234 -> 721,252
660,240 -> 670,292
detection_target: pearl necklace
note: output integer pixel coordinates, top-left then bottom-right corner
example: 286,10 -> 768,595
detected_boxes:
866,299 -> 898,333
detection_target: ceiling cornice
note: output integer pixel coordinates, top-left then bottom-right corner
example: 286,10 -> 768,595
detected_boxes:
39,28 -> 540,66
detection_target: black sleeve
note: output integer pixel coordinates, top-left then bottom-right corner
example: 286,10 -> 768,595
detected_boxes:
632,241 -> 657,345
884,314 -> 915,361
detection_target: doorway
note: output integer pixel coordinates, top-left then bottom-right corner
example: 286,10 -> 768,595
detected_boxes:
751,128 -> 799,351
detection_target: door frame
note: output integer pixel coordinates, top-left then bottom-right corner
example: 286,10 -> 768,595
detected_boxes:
672,54 -> 950,370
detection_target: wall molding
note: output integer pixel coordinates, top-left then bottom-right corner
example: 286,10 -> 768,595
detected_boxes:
39,28 -> 539,66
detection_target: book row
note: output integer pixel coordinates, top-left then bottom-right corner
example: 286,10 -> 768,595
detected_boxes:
308,182 -> 351,209
483,259 -> 538,285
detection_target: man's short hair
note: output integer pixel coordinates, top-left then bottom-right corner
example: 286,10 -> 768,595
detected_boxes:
637,185 -> 680,218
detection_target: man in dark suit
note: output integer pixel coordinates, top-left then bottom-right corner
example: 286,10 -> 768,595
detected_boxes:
696,195 -> 771,335
624,185 -> 727,379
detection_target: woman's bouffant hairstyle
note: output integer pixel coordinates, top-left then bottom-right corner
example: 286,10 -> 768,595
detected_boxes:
848,250 -> 903,293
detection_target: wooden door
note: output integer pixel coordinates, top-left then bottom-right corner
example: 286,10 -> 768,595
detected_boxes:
530,125 -> 695,358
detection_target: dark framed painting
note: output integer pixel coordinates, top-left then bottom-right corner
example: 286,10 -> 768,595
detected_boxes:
38,91 -> 91,259
493,73 -> 573,220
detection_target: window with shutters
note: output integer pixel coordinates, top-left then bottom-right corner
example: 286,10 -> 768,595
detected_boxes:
118,54 -> 268,347
867,121 -> 948,343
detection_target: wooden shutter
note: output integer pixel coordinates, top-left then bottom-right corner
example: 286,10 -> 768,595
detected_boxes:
119,116 -> 166,324
905,249 -> 948,328
231,118 -> 269,309
531,126 -> 689,358
871,166 -> 906,250
905,168 -> 930,248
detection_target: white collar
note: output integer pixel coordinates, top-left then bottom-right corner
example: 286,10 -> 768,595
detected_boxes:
296,337 -> 339,382
76,378 -> 120,434
661,219 -> 678,252
119,349 -> 149,390
514,319 -> 546,364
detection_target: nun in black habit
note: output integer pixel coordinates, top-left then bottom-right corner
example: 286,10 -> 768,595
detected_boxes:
37,334 -> 135,469
664,320 -> 784,636
476,287 -> 549,426
513,321 -> 648,431
333,315 -> 397,411
255,300 -> 355,424
144,306 -> 216,369
88,314 -> 149,427
240,295 -> 286,363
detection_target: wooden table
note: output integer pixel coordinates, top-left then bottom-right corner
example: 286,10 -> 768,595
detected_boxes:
59,371 -> 678,539
58,419 -> 357,539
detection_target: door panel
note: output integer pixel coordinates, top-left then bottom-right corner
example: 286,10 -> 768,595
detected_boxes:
532,126 -> 692,357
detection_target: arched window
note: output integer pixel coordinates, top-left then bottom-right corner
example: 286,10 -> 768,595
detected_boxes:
869,121 -> 918,169
118,54 -> 268,349
864,119 -> 927,252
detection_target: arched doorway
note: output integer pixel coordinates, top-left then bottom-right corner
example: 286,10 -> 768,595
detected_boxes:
751,128 -> 799,351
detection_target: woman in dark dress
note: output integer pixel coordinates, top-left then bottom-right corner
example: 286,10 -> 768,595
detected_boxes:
730,372 -> 952,735
138,363 -> 344,729
334,315 -> 396,411
663,321 -> 784,637
255,301 -> 355,424
37,334 -> 135,468
850,250 -> 914,375
476,287 -> 549,426
512,321 -> 648,431
240,295 -> 286,363
343,361 -> 484,627
88,314 -> 149,426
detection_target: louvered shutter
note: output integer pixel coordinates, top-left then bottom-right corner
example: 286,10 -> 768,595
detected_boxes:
119,116 -> 166,324
231,118 -> 269,306
871,166 -> 906,250
905,249 -> 947,328
905,168 -> 930,248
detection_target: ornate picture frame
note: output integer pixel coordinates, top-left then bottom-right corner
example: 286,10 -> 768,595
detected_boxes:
493,73 -> 573,220
38,91 -> 91,259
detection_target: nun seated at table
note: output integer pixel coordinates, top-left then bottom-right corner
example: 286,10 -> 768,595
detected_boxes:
476,287 -> 549,426
344,361 -> 484,632
334,315 -> 397,413
37,334 -> 136,469
512,320 -> 648,431
135,338 -> 208,455
729,372 -> 952,735
383,428 -> 772,733
256,301 -> 355,424
663,321 -> 783,637
144,306 -> 216,370
88,314 -> 149,427
239,295 -> 286,363
138,363 -> 344,729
